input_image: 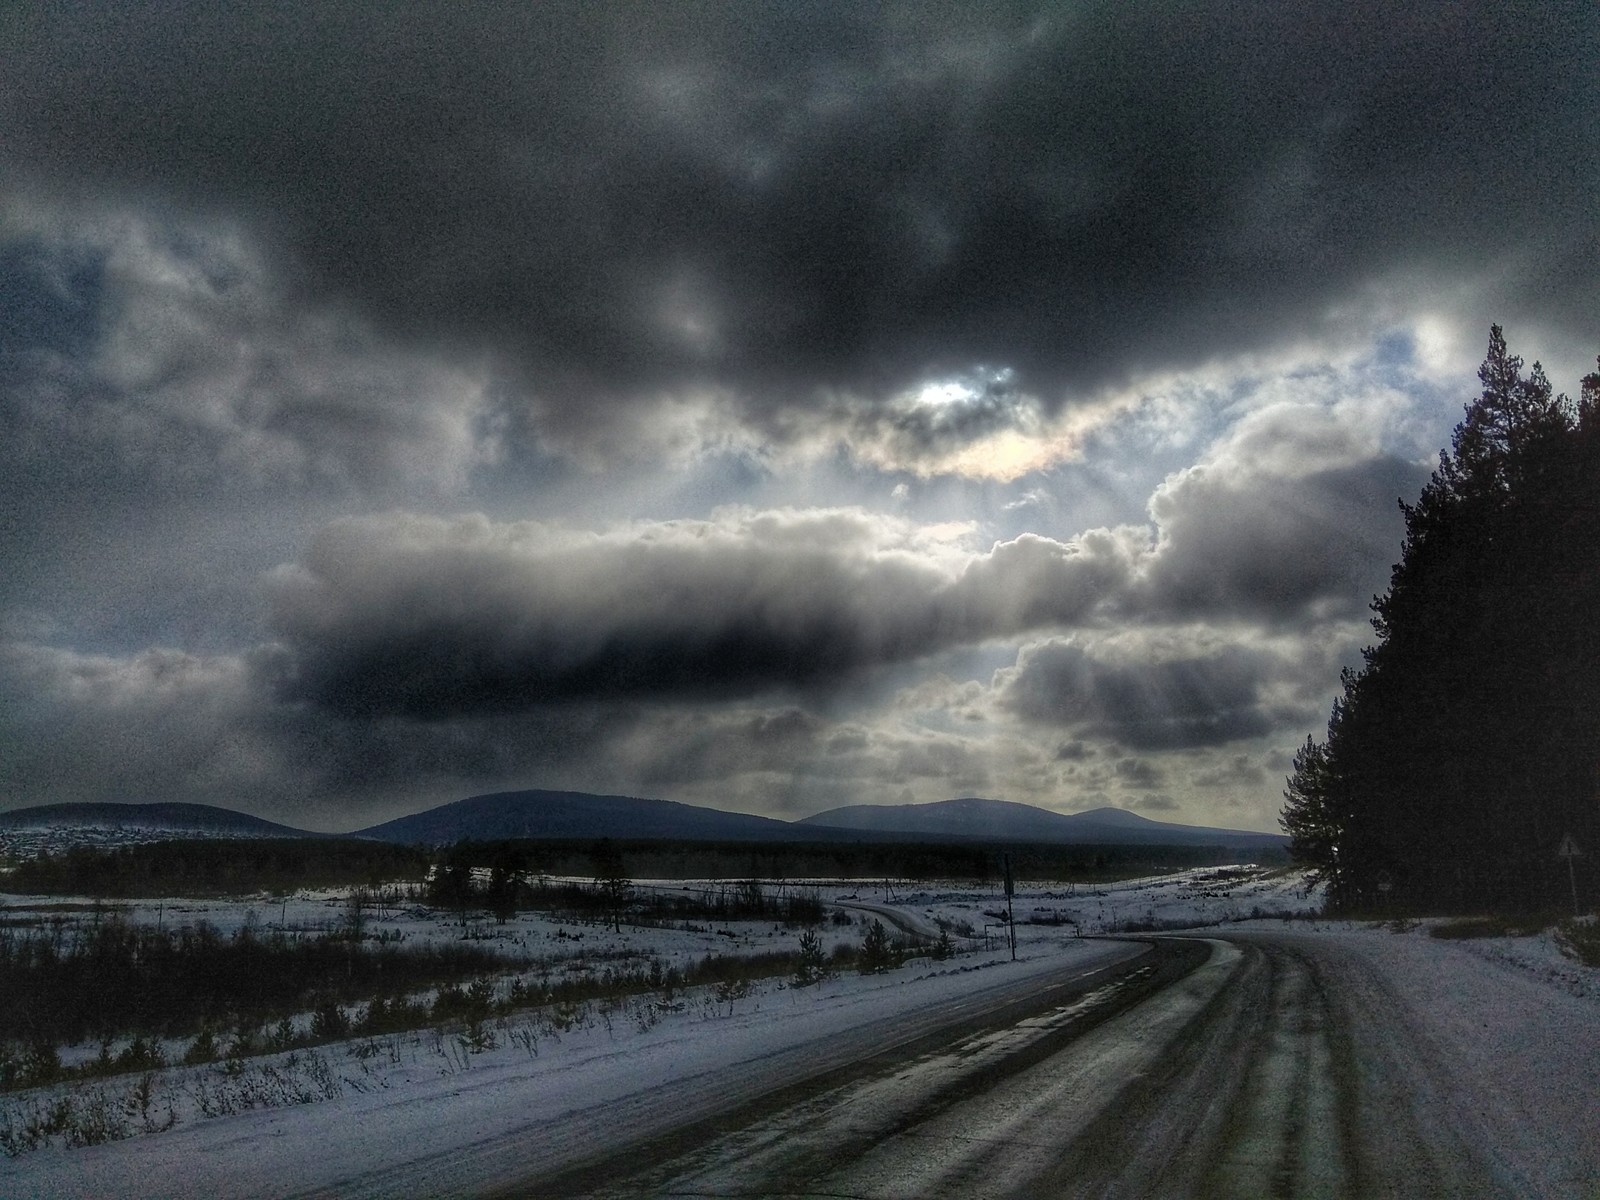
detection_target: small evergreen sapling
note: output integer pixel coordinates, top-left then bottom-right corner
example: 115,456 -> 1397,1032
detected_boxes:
858,919 -> 894,974
793,929 -> 827,986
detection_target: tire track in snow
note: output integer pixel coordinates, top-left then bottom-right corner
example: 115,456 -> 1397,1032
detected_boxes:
1195,946 -> 1349,1197
560,937 -> 1531,1199
553,939 -> 1223,1198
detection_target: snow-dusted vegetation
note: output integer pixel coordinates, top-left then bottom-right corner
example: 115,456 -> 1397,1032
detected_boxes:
0,866 -> 1300,1154
3,863 -> 1597,1197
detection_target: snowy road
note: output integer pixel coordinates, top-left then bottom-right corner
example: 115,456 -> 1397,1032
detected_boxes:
310,938 -> 1165,1200
12,923 -> 1596,1198
519,935 -> 1599,1199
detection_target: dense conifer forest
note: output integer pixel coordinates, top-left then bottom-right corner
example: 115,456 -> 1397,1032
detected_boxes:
415,837 -> 1278,887
1283,329 -> 1600,913
4,840 -> 431,897
3,836 -> 1278,900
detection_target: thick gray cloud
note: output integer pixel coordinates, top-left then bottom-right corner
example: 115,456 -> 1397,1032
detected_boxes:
1137,404 -> 1429,622
264,509 -> 1142,717
0,636 -> 1066,827
0,218 -> 494,500
263,394 -> 1416,724
0,216 -> 501,647
995,637 -> 1303,749
0,641 -> 303,814
0,639 -> 642,825
2,4 -> 1594,831
1191,754 -> 1270,792
5,2 -> 1594,463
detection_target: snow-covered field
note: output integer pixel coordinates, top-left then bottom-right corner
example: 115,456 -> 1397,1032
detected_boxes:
3,864 -> 1597,1197
0,866 -> 1318,1064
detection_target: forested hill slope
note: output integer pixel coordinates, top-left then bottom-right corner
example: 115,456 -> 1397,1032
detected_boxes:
0,802 -> 312,836
354,789 -> 819,844
0,802 -> 317,857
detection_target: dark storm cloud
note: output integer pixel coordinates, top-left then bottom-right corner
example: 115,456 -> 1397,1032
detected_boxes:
267,389 -> 1417,722
1113,758 -> 1166,790
0,634 -> 1031,825
264,509 -> 1142,717
997,638 -> 1296,749
1191,754 -> 1269,791
6,1 -> 1594,448
8,221 -> 494,491
0,641 -> 287,809
9,2 -> 1590,830
0,218 -> 503,648
0,240 -> 103,362
0,639 -> 642,823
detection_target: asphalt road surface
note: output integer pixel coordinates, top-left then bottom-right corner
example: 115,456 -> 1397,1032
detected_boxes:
508,935 -> 1580,1199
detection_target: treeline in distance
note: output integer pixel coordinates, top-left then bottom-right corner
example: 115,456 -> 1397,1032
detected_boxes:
5,836 -> 1280,899
3,839 -> 431,897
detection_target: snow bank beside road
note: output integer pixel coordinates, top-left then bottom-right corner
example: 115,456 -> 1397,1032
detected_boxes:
2,938 -> 1131,1199
1224,924 -> 1600,1197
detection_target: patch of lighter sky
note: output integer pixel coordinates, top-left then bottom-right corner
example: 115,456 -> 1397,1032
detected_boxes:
914,380 -> 977,408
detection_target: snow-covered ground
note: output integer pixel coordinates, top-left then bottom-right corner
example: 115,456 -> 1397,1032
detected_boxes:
3,931 -> 1137,1195
3,864 -> 1597,1196
1222,912 -> 1600,1004
0,866 -> 1319,1059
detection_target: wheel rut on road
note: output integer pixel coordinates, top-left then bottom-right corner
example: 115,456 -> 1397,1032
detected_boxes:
1197,945 -> 1353,1197
516,939 -> 1207,1199
1026,938 -> 1500,1200
532,937 -> 1519,1200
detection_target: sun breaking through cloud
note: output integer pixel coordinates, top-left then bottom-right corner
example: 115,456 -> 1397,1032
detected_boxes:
2,1 -> 1595,831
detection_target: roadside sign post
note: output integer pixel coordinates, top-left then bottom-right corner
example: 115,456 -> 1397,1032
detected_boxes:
1003,853 -> 1017,961
1558,834 -> 1582,917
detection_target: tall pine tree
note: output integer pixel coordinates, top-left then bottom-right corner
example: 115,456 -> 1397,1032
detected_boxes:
1283,329 -> 1600,913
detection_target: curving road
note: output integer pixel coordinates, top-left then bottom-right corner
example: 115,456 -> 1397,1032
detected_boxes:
511,934 -> 1595,1199
290,938 -> 1162,1200
28,931 -> 1592,1198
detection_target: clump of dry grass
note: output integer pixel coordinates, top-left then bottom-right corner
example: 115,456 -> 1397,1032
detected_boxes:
1428,915 -> 1550,940
1555,917 -> 1600,967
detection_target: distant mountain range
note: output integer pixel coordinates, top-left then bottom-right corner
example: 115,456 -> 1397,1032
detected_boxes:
798,797 -> 1286,848
0,801 -> 320,859
1,791 -> 1286,855
0,801 -> 315,838
352,790 -> 812,844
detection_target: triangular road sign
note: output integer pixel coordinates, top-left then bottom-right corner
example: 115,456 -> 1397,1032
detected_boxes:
1557,833 -> 1582,858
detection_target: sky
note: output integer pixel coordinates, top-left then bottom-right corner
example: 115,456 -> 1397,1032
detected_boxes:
2,2 -> 1596,833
